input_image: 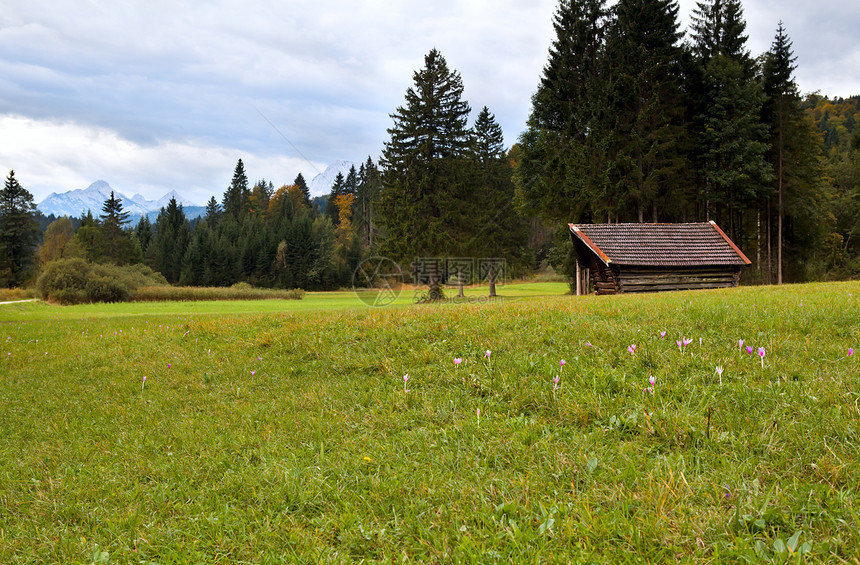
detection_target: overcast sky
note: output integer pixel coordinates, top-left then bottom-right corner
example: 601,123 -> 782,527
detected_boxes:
1,0 -> 858,204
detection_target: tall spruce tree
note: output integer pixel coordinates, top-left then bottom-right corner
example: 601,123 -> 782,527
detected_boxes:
467,107 -> 528,296
515,0 -> 610,224
355,157 -> 382,249
134,215 -> 153,256
99,191 -> 136,265
294,173 -> 311,207
689,0 -> 771,248
204,196 -> 222,229
379,49 -> 472,294
762,23 -> 829,282
604,0 -> 689,222
324,172 -> 346,226
223,159 -> 249,222
0,170 -> 41,286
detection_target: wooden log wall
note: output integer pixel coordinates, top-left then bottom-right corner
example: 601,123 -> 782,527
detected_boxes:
590,256 -> 618,295
616,267 -> 741,293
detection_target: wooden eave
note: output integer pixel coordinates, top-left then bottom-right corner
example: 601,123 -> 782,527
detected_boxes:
569,223 -> 612,266
708,221 -> 752,265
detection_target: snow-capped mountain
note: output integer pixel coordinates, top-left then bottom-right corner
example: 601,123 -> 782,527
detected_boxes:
308,160 -> 361,197
37,181 -> 200,219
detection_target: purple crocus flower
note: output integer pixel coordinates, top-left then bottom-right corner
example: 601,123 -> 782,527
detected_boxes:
454,357 -> 463,365
660,331 -> 666,339
746,346 -> 754,355
627,344 -> 636,355
849,348 -> 854,357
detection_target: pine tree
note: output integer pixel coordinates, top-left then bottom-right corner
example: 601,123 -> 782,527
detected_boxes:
467,108 -> 528,296
204,196 -> 222,229
689,0 -> 771,249
149,198 -> 190,283
325,173 -> 346,226
223,159 -> 249,222
99,191 -> 135,265
0,171 -> 41,285
134,215 -> 153,256
604,0 -> 689,222
763,22 -> 829,282
344,166 -> 359,196
355,157 -> 382,248
379,49 -> 472,295
515,0 -> 611,225
294,173 -> 311,207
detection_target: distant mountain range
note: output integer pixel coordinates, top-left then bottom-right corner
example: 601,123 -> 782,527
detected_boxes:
37,180 -> 204,223
308,160 -> 362,197
36,160 -> 364,224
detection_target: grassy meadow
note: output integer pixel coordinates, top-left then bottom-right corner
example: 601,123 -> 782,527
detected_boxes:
1,281 -> 859,563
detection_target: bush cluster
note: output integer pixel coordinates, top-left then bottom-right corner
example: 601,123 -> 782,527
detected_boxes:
35,259 -> 167,305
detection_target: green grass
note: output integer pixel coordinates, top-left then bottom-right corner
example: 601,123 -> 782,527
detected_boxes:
0,281 -> 570,321
1,281 -> 859,563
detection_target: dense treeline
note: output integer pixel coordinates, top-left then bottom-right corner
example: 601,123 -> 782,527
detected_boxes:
515,0 -> 854,283
23,158 -> 383,292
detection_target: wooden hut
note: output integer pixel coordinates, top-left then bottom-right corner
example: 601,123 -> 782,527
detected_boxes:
569,222 -> 751,295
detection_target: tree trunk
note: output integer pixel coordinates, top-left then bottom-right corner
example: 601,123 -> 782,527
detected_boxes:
767,197 -> 772,285
756,207 -> 761,275
457,266 -> 464,298
777,94 -> 784,285
429,261 -> 443,300
488,261 -> 497,297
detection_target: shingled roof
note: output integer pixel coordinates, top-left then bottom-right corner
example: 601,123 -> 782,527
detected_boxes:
569,221 -> 751,267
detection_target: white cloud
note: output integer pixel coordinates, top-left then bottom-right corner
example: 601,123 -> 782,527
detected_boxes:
0,115 -> 325,203
1,0 -> 858,203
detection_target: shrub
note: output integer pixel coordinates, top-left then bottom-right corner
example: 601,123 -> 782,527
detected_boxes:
35,259 -> 147,304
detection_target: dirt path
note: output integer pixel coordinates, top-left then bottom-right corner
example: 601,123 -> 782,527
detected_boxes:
0,299 -> 36,305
